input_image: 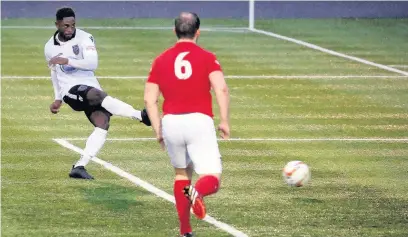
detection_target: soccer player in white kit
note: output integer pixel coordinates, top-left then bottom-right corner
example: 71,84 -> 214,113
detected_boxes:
144,12 -> 230,237
44,8 -> 151,179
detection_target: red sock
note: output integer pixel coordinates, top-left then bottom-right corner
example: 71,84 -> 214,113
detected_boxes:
174,180 -> 192,234
194,175 -> 220,197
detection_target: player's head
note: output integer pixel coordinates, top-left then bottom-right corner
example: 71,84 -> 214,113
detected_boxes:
174,12 -> 200,41
55,7 -> 76,41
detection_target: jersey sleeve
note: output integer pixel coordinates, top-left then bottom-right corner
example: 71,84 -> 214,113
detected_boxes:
67,34 -> 98,71
44,43 -> 62,100
44,44 -> 50,62
147,57 -> 160,84
207,52 -> 222,74
44,44 -> 53,65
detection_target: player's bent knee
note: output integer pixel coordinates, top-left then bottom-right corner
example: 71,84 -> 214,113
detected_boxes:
89,111 -> 110,130
94,118 -> 110,130
96,122 -> 109,130
175,174 -> 190,181
93,117 -> 109,130
175,168 -> 190,181
175,167 -> 189,176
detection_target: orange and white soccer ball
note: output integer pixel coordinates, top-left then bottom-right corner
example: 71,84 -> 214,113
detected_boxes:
282,161 -> 311,187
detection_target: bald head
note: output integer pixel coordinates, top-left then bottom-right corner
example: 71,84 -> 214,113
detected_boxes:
174,12 -> 200,39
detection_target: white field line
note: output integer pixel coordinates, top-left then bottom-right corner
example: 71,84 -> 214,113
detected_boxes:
59,137 -> 408,142
2,75 -> 407,80
53,138 -> 249,237
388,65 -> 408,69
1,25 -> 248,32
249,28 -> 408,77
4,24 -> 405,75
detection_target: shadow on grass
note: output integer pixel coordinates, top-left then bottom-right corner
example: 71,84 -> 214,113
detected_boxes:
80,182 -> 148,211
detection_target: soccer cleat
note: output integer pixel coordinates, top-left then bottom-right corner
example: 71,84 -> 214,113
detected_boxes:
69,165 -> 94,179
140,108 -> 151,126
183,185 -> 206,219
181,233 -> 194,237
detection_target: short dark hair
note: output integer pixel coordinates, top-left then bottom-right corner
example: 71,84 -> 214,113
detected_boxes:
56,7 -> 75,21
174,12 -> 200,39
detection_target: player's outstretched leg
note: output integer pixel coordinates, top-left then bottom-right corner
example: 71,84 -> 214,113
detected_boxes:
183,174 -> 220,220
101,96 -> 151,126
84,87 -> 151,126
69,110 -> 110,179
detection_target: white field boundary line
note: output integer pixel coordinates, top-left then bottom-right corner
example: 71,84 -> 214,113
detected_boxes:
2,75 -> 408,80
388,65 -> 408,69
52,138 -> 249,237
59,137 -> 408,142
249,28 -> 408,77
1,25 -> 248,32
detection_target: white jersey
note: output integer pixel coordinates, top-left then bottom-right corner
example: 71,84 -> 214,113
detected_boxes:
44,29 -> 102,100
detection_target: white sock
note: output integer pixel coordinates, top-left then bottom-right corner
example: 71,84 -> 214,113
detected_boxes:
101,96 -> 142,120
75,127 -> 108,168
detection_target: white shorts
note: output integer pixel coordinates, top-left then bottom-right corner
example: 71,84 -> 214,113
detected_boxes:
162,113 -> 222,174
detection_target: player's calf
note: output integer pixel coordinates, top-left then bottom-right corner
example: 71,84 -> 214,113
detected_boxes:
98,95 -> 151,126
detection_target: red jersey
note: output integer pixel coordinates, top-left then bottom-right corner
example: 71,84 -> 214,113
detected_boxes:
147,42 -> 222,118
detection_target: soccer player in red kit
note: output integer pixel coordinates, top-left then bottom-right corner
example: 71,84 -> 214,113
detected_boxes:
144,12 -> 230,237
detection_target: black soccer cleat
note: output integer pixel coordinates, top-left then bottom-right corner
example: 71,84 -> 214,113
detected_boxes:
69,165 -> 94,179
140,108 -> 151,126
181,233 -> 194,237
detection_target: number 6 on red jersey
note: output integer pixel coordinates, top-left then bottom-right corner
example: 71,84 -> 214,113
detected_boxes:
174,52 -> 192,80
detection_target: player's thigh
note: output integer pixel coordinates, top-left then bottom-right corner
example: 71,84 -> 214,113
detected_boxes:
162,115 -> 191,169
69,84 -> 95,101
185,114 -> 222,175
85,88 -> 107,106
63,95 -> 86,111
63,85 -> 94,111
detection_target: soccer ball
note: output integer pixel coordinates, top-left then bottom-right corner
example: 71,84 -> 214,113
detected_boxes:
282,161 -> 311,187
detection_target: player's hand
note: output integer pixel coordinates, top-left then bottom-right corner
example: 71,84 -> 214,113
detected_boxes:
156,134 -> 165,151
49,54 -> 68,65
50,100 -> 62,114
218,122 -> 230,139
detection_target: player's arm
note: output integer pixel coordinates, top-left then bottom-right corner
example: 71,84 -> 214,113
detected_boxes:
210,71 -> 229,123
208,54 -> 230,139
45,45 -> 63,114
144,58 -> 164,148
49,69 -> 63,114
210,71 -> 230,138
50,69 -> 62,101
67,35 -> 98,71
144,82 -> 161,134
